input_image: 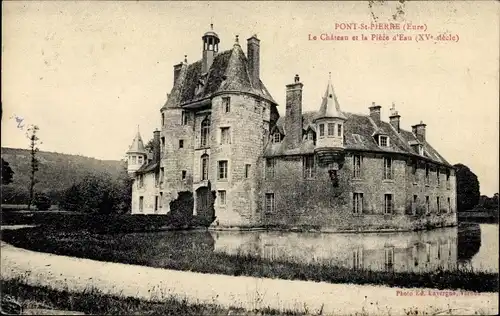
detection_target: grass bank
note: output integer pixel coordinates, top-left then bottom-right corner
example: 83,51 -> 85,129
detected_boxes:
1,226 -> 498,292
1,277 -> 302,316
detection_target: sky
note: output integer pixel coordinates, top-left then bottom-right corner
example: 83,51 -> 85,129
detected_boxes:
2,1 -> 499,196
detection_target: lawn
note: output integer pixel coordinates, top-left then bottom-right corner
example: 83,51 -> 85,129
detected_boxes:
1,226 -> 498,292
1,277 -> 302,315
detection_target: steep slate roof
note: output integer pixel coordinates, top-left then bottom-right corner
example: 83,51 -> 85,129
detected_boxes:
162,43 -> 276,109
136,161 -> 158,174
266,111 -> 451,166
314,79 -> 347,121
126,131 -> 147,155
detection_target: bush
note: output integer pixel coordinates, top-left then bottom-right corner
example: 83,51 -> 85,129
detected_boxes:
33,193 -> 51,211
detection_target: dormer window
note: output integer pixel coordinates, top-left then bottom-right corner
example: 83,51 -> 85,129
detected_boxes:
337,124 -> 342,137
378,135 -> 389,147
273,133 -> 281,143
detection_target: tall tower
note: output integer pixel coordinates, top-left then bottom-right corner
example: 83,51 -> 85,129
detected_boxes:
313,73 -> 347,172
126,127 -> 148,176
202,23 -> 220,74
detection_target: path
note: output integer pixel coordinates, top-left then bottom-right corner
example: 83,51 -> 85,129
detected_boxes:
1,241 -> 498,315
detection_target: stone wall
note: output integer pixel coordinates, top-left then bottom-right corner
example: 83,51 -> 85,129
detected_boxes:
261,151 -> 457,231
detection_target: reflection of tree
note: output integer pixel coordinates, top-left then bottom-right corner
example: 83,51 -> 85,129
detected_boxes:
457,223 -> 481,262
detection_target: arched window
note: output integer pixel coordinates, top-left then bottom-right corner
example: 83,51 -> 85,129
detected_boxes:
200,117 -> 211,147
201,154 -> 209,180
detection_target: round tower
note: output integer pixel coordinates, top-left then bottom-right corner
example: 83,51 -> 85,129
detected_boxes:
313,73 -> 347,169
126,127 -> 148,176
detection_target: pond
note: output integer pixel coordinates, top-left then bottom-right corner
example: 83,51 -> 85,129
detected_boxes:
130,223 -> 498,274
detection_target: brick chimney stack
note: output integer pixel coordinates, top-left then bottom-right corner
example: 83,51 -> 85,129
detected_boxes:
153,129 -> 161,163
369,102 -> 381,123
389,102 -> 401,133
412,121 -> 427,142
247,35 -> 260,88
285,74 -> 303,149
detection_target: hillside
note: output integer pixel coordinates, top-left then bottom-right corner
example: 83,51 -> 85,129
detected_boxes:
1,147 -> 125,203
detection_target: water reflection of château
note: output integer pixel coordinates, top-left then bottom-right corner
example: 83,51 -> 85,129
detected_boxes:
209,224 -> 482,273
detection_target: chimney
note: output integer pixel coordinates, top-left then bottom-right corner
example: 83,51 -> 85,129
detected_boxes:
412,121 -> 427,142
285,74 -> 303,149
173,63 -> 183,84
247,35 -> 260,87
153,129 -> 161,163
369,102 -> 381,123
389,102 -> 401,132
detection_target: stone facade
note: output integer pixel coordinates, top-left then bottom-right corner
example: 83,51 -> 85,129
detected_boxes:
126,26 -> 457,232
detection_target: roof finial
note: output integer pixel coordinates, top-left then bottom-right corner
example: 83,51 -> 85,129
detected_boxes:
210,23 -> 213,30
329,72 -> 332,81
184,55 -> 187,63
235,35 -> 239,44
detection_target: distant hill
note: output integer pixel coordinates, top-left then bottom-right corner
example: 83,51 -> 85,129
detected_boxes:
1,147 -> 125,204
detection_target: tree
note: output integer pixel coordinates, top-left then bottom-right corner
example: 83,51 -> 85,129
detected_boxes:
34,192 -> 51,211
454,163 -> 480,212
144,138 -> 154,154
1,158 -> 14,185
26,125 -> 41,211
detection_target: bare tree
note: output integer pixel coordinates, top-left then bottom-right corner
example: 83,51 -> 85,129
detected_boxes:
26,125 -> 41,211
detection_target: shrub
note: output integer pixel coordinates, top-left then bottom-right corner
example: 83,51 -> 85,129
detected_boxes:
33,192 -> 51,211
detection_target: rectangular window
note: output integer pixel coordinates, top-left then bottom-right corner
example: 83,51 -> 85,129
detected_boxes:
437,170 -> 440,186
159,192 -> 163,208
265,158 -> 275,179
319,124 -> 325,137
245,164 -> 251,178
413,244 -> 419,267
218,160 -> 228,180
255,100 -> 261,112
337,124 -> 342,137
181,170 -> 187,180
179,139 -> 184,148
218,190 -> 226,206
383,157 -> 393,180
447,197 -> 451,213
353,193 -> 363,214
426,196 -> 430,214
352,248 -> 363,270
384,247 -> 394,270
411,161 -> 417,183
379,135 -> 388,147
139,196 -> 144,212
154,196 -> 159,211
426,243 -> 431,262
437,197 -> 440,213
161,113 -> 165,126
327,123 -> 335,136
161,137 -> 165,156
160,167 -> 164,183
303,155 -> 315,179
201,155 -> 209,181
265,193 -> 275,213
138,174 -> 144,188
425,165 -> 430,185
353,155 -> 362,179
138,156 -> 143,165
384,194 -> 393,214
222,97 -> 231,113
181,111 -> 188,125
446,170 -> 451,189
220,127 -> 231,144
412,195 -> 417,215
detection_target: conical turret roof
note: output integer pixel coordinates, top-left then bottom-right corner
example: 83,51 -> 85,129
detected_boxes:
314,75 -> 346,121
127,128 -> 147,155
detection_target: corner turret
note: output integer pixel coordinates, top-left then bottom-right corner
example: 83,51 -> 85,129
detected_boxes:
126,126 -> 148,176
313,73 -> 347,168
